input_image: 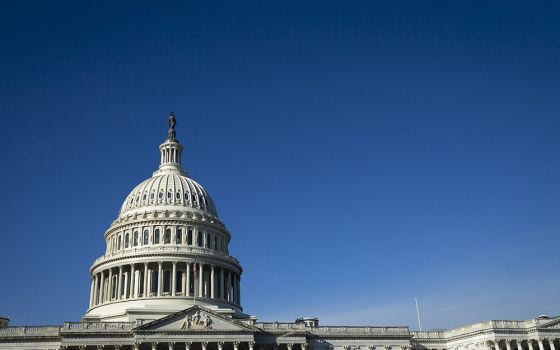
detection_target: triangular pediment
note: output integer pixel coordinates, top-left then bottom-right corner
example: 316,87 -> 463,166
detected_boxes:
538,317 -> 560,329
134,306 -> 256,333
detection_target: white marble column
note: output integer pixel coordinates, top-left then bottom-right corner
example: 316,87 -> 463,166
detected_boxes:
186,263 -> 191,297
151,343 -> 158,350
169,343 -> 175,350
528,341 -> 534,350
181,270 -> 186,295
117,266 -> 123,300
516,340 -> 523,350
220,268 -> 224,300
198,263 -> 204,297
134,269 -> 140,298
89,277 -> 95,307
218,342 -> 224,350
202,342 -> 208,350
172,261 -> 177,296
93,274 -> 99,305
123,271 -> 128,299
130,264 -> 135,299
506,340 -> 513,350
538,340 -> 545,350
157,262 -> 163,296
548,340 -> 556,350
226,270 -> 231,302
233,342 -> 239,350
185,342 -> 191,350
495,341 -> 501,350
107,269 -> 113,301
249,342 -> 255,350
143,263 -> 148,297
239,274 -> 242,304
147,267 -> 152,296
210,265 -> 215,298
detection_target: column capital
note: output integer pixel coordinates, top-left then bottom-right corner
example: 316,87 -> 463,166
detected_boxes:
368,346 -> 376,350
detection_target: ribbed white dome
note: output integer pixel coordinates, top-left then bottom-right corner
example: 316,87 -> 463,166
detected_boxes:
119,173 -> 218,216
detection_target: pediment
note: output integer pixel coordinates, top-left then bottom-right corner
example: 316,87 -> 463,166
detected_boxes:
539,317 -> 560,329
134,306 -> 256,333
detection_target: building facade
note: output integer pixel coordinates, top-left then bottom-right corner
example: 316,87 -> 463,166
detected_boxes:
1,114 -> 558,350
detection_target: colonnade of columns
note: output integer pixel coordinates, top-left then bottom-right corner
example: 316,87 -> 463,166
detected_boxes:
62,341 -> 308,350
89,261 -> 241,308
491,338 -> 558,350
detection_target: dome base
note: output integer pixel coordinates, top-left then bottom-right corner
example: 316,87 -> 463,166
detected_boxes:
83,297 -> 242,322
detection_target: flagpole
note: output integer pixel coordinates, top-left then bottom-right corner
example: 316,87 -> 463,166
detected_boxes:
415,297 -> 422,331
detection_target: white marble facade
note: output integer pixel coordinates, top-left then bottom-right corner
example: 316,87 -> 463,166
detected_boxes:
1,114 -> 558,350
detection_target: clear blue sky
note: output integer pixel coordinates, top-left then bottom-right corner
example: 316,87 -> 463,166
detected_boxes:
1,1 -> 559,329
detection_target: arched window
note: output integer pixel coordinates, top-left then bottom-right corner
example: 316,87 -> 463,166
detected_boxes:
176,228 -> 182,244
176,192 -> 181,199
133,231 -> 139,246
143,230 -> 149,245
187,228 -> 192,245
154,229 -> 160,244
167,192 -> 172,199
205,233 -> 210,248
158,192 -> 163,200
163,270 -> 171,293
164,229 -> 171,244
184,192 -> 189,201
125,233 -> 130,248
117,236 -> 122,250
197,231 -> 203,247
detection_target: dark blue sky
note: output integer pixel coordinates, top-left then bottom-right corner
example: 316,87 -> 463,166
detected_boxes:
1,1 -> 559,328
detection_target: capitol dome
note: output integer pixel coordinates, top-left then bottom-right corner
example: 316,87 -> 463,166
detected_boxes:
83,113 -> 243,322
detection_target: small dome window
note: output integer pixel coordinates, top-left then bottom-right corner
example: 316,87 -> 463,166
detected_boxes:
150,193 -> 154,199
143,230 -> 149,245
133,231 -> 139,246
176,228 -> 182,244
154,229 -> 160,244
125,233 -> 130,248
187,228 -> 193,245
164,229 -> 171,244
158,192 -> 163,199
143,194 -> 147,200
176,192 -> 181,199
184,193 -> 189,200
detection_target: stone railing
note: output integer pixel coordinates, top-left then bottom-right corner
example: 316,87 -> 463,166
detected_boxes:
92,246 -> 240,267
62,322 -> 136,331
411,331 -> 446,339
257,323 -> 410,335
0,326 -> 62,336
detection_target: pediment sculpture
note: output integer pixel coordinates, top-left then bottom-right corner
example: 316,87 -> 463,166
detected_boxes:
182,310 -> 213,329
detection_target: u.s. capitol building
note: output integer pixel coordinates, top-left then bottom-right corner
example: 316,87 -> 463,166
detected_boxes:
1,114 -> 558,350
